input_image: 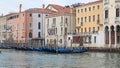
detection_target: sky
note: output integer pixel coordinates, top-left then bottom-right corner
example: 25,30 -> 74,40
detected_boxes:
0,0 -> 95,15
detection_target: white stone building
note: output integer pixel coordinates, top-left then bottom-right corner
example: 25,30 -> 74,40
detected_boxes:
104,0 -> 120,47
31,7 -> 54,46
0,16 -> 7,43
45,4 -> 76,47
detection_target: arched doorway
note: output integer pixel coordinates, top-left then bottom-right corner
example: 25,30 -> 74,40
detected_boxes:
116,25 -> 120,44
105,26 -> 109,44
111,26 -> 115,44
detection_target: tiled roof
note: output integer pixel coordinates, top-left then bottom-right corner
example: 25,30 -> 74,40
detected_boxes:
47,4 -> 64,12
48,7 -> 71,17
25,8 -> 55,14
80,0 -> 103,7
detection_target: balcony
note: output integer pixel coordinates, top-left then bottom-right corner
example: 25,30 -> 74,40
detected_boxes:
115,0 -> 120,3
115,17 -> 120,23
104,18 -> 109,24
2,29 -> 6,32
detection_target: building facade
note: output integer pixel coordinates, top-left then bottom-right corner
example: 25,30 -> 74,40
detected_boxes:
104,0 -> 120,47
0,16 -> 7,43
75,0 -> 104,47
32,8 -> 54,46
45,4 -> 76,47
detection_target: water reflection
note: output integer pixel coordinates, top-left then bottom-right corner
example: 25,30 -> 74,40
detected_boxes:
0,49 -> 120,68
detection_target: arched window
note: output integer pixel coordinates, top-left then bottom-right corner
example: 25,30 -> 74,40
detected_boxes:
38,22 -> 41,29
38,32 -> 41,38
29,32 -> 32,38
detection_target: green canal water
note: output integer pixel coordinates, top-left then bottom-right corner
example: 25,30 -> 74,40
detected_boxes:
0,49 -> 120,68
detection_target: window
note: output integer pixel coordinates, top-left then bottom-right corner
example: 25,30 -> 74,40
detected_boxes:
81,17 -> 83,25
81,17 -> 83,22
61,16 -> 63,23
65,18 -> 68,25
60,39 -> 62,43
61,27 -> 63,35
65,28 -> 67,35
56,28 -> 57,35
53,18 -> 56,26
89,16 -> 91,22
97,5 -> 100,10
38,22 -> 41,29
38,14 -> 41,17
85,28 -> 87,32
47,19 -> 49,26
93,6 -> 95,10
78,28 -> 79,33
89,27 -> 91,32
78,9 -> 80,13
68,37 -> 70,40
116,8 -> 120,17
93,15 -> 95,22
38,32 -> 41,38
105,10 -> 108,18
98,27 -> 100,31
78,18 -> 80,23
93,27 -> 95,32
81,28 -> 83,33
22,23 -> 24,30
85,17 -> 87,22
81,9 -> 83,13
29,32 -> 32,38
85,8 -> 87,12
97,14 -> 100,20
89,7 -> 91,11
94,36 -> 96,43
30,13 -> 32,17
30,23 -> 32,29
97,14 -> 100,24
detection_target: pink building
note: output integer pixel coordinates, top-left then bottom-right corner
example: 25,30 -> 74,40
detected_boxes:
6,4 -> 54,43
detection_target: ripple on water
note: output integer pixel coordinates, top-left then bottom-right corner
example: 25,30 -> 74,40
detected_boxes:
0,49 -> 120,68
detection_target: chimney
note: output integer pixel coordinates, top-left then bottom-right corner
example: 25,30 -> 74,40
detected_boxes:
42,4 -> 45,9
19,4 -> 22,13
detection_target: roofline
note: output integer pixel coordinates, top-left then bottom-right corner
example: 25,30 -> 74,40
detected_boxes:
76,0 -> 103,8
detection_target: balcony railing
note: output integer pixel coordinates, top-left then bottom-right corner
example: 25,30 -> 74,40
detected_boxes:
104,18 -> 109,24
52,23 -> 56,27
115,17 -> 120,22
76,31 -> 98,36
115,0 -> 120,3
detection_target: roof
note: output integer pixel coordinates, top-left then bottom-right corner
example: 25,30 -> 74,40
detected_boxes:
47,7 -> 71,17
46,4 -> 76,17
25,8 -> 55,14
46,4 -> 64,12
78,0 -> 103,7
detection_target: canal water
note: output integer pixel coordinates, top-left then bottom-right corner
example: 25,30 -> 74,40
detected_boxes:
0,49 -> 120,68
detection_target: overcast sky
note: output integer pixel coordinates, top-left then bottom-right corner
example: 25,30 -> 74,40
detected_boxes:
0,0 -> 95,15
